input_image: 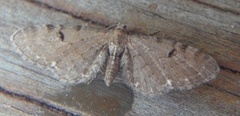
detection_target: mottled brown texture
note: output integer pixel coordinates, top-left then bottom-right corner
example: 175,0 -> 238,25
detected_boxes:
11,24 -> 219,96
128,36 -> 219,95
12,25 -> 109,84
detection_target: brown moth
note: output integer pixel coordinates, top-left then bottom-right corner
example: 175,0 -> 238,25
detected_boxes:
11,24 -> 219,95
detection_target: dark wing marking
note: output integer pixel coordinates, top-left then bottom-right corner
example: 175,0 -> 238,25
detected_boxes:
11,25 -> 109,84
127,35 -> 219,95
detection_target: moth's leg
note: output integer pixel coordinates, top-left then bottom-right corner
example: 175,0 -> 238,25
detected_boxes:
119,47 -> 133,84
80,45 -> 109,84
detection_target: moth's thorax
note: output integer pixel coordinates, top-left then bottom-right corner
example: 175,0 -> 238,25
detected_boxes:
110,28 -> 128,46
108,28 -> 127,56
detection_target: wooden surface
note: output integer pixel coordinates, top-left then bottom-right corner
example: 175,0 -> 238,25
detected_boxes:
0,0 -> 239,115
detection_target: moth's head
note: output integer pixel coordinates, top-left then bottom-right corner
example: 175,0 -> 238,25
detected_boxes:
113,23 -> 127,37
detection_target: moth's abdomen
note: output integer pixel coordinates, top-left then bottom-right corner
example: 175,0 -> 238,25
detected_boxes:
104,56 -> 120,86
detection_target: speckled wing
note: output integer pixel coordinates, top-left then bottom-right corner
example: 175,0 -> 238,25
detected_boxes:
127,35 -> 220,95
11,25 -> 109,83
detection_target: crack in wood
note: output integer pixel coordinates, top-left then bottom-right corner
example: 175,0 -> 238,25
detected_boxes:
10,105 -> 35,115
24,0 -> 109,28
192,0 -> 240,15
123,0 -> 240,36
0,86 -> 81,116
220,65 -> 240,75
205,83 -> 240,98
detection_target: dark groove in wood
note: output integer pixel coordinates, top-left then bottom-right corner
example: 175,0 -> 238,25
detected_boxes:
24,0 -> 109,28
205,83 -> 240,98
124,0 -> 240,36
0,85 -> 80,116
220,65 -> 240,75
25,0 -> 240,50
192,0 -> 240,15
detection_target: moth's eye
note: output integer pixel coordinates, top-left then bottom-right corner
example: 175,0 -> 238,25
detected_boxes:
123,25 -> 127,29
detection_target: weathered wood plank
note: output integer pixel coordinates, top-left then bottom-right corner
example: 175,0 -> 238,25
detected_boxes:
0,92 -> 61,115
0,0 -> 239,115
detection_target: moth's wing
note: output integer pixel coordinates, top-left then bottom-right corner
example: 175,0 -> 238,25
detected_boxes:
11,25 -> 109,83
127,35 -> 219,95
118,47 -> 133,84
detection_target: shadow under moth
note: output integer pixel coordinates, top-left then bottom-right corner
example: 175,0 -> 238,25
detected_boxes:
11,24 -> 219,96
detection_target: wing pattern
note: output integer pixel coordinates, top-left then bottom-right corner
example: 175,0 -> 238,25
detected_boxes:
12,25 -> 109,83
11,25 -> 219,95
127,35 -> 219,95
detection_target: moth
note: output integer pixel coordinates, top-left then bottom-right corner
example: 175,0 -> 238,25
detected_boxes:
11,24 -> 219,95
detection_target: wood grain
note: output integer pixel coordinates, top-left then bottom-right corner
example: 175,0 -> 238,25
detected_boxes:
0,0 -> 239,115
